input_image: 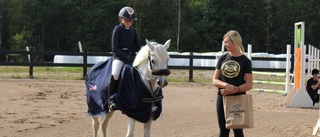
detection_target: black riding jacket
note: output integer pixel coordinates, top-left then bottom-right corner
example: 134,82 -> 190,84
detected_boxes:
111,23 -> 141,61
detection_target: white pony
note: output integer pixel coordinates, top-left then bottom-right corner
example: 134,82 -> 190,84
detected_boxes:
88,39 -> 171,137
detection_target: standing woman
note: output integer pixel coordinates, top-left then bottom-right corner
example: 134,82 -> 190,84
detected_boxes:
108,6 -> 141,110
212,30 -> 253,137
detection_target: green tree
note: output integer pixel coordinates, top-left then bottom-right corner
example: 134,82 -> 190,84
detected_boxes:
2,0 -> 320,55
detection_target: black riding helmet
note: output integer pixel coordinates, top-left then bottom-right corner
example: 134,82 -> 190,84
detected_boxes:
118,6 -> 137,20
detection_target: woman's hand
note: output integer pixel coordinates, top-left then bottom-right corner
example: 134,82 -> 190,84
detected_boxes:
225,84 -> 237,94
220,89 -> 230,96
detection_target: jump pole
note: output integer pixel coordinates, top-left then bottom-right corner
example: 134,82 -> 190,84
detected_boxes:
247,44 -> 252,60
285,21 -> 313,108
284,44 -> 291,95
308,45 -> 320,76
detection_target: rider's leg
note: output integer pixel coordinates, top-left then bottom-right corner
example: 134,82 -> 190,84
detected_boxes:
107,59 -> 124,110
111,59 -> 124,81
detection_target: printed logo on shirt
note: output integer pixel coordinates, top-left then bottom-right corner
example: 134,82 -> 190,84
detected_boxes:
221,60 -> 240,78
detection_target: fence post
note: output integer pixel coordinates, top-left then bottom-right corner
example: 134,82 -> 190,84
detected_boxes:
189,52 -> 194,82
82,52 -> 87,80
28,49 -> 33,78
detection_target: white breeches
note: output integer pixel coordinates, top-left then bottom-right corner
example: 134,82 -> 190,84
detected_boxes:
112,59 -> 124,80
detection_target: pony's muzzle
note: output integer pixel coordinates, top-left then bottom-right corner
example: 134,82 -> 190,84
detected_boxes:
157,78 -> 168,88
152,69 -> 170,88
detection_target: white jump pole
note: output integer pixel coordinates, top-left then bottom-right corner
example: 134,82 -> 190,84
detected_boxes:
316,46 -> 320,72
221,41 -> 225,52
247,44 -> 252,60
309,45 -> 320,76
317,46 -> 320,70
78,41 -> 83,53
284,44 -> 291,95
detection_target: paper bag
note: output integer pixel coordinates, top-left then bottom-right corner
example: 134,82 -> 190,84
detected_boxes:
223,94 -> 254,129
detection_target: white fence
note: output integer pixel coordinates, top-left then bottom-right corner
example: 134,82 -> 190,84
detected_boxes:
54,52 -> 289,69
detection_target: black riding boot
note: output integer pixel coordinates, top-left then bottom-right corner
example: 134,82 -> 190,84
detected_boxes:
107,75 -> 118,111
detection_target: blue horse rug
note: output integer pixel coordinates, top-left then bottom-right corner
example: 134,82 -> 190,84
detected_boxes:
85,58 -> 163,123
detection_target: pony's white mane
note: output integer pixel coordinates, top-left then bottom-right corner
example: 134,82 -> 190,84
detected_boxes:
133,41 -> 169,67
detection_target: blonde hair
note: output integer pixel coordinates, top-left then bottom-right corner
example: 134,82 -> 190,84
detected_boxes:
223,30 -> 244,53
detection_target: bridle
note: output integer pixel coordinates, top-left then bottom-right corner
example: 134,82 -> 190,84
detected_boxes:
134,44 -> 171,112
148,53 -> 171,76
135,52 -> 170,92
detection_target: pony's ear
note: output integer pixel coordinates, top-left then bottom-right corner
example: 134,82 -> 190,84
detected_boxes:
146,39 -> 154,51
164,39 -> 171,50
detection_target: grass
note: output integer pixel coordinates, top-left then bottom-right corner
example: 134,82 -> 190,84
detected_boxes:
0,66 -> 285,82
0,66 -> 84,80
0,66 -> 289,92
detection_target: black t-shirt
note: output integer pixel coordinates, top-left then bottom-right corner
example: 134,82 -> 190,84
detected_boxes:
216,53 -> 252,95
306,77 -> 319,93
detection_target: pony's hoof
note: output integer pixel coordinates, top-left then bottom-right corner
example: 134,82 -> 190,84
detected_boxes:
109,103 -> 118,111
